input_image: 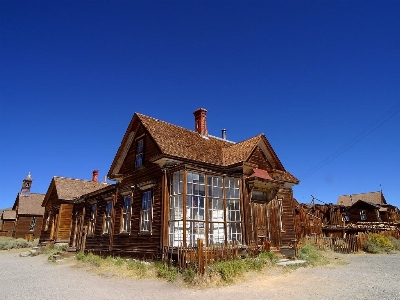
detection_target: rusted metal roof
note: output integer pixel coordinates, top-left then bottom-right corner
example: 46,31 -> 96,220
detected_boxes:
249,168 -> 274,180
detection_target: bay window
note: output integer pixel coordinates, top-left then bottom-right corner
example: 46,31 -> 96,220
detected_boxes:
169,170 -> 242,247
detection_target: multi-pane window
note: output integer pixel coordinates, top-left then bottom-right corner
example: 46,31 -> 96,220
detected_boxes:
169,171 -> 184,246
121,196 -> 131,232
225,178 -> 241,243
186,172 -> 206,245
29,217 -> 36,231
135,139 -> 144,168
169,171 -> 242,247
141,191 -> 152,232
360,210 -> 367,221
103,201 -> 112,234
207,176 -> 224,244
88,204 -> 97,234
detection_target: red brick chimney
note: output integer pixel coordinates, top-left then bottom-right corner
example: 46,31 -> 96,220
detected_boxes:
193,108 -> 208,136
92,170 -> 99,182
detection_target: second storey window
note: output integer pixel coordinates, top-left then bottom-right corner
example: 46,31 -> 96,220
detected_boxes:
135,139 -> 144,168
88,204 -> 97,234
103,201 -> 112,234
141,190 -> 152,232
360,210 -> 367,221
121,196 -> 131,232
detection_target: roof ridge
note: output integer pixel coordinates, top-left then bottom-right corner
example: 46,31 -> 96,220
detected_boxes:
136,113 -> 193,133
53,176 -> 108,184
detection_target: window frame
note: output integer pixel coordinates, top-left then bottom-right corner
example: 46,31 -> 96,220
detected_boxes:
360,209 -> 367,221
88,204 -> 97,235
140,190 -> 152,233
29,216 -> 36,231
103,201 -> 113,234
44,210 -> 51,232
120,196 -> 132,233
135,138 -> 144,168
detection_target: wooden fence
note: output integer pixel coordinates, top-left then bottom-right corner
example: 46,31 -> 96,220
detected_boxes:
303,230 -> 400,254
163,239 -> 260,274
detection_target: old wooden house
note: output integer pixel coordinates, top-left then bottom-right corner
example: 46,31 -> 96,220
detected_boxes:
39,171 -> 108,245
72,108 -> 299,258
8,173 -> 45,239
0,210 -> 16,237
338,191 -> 399,223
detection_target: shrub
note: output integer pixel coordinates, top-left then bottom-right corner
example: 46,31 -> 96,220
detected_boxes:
388,236 -> 400,251
298,243 -> 329,266
154,261 -> 177,282
362,233 -> 393,253
0,237 -> 37,250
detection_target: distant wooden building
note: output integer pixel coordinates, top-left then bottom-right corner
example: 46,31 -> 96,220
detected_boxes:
0,210 -> 16,237
338,191 -> 399,223
39,172 -> 108,245
72,108 -> 299,258
4,173 -> 45,239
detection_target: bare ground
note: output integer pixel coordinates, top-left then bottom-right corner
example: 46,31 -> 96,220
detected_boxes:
1,250 -> 400,300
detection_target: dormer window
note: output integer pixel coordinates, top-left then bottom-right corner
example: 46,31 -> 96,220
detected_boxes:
135,139 -> 144,168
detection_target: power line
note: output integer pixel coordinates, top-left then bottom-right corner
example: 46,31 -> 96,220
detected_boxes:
299,101 -> 400,180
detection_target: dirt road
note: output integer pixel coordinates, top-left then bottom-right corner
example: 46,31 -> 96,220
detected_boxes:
1,251 -> 399,300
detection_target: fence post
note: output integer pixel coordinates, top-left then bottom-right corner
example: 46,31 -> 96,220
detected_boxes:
197,239 -> 204,275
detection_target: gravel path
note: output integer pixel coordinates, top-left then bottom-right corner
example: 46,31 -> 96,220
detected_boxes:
1,251 -> 399,300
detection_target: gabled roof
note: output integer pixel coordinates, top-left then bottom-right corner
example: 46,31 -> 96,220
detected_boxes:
16,193 -> 45,215
337,191 -> 386,207
108,112 -> 297,183
2,210 -> 17,220
138,113 -> 233,165
42,176 -> 109,206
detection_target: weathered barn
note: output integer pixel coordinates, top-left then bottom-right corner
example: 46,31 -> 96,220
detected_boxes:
72,109 -> 299,258
39,172 -> 108,245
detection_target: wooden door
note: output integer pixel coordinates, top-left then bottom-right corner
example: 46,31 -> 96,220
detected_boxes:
252,202 -> 269,246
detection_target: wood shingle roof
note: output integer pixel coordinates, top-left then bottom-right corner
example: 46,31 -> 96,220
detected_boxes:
109,111 -> 298,184
2,210 -> 17,220
52,176 -> 109,201
337,191 -> 386,207
16,193 -> 45,215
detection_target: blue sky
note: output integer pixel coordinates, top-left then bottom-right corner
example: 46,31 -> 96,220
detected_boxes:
1,0 -> 399,209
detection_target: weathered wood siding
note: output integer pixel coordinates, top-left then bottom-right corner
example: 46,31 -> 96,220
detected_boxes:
54,203 -> 73,243
247,147 -> 272,170
0,221 -> 15,237
347,202 -> 379,222
85,127 -> 165,258
244,187 -> 296,249
14,216 -> 43,239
